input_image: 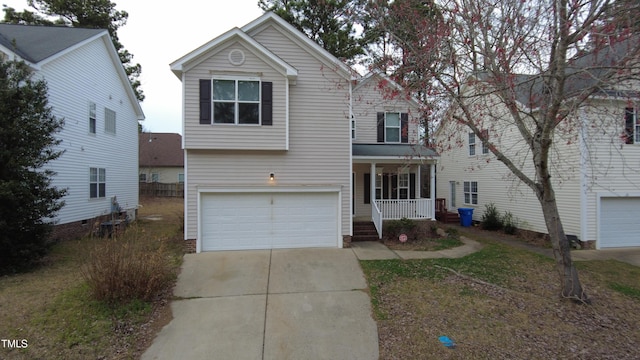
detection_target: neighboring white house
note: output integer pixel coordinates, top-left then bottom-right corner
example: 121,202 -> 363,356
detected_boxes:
0,24 -> 145,239
139,133 -> 184,184
170,12 -> 438,252
435,46 -> 640,249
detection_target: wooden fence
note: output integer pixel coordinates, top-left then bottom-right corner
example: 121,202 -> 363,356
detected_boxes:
139,182 -> 184,197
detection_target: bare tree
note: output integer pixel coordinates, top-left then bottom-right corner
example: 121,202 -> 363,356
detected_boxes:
375,0 -> 640,302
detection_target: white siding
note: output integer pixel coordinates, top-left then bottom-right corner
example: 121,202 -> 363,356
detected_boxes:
352,75 -> 421,144
40,38 -> 140,224
435,96 -> 582,237
184,21 -> 351,240
580,101 -> 640,244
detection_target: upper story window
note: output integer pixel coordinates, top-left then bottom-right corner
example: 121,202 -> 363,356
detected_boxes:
200,78 -> 273,126
105,108 -> 116,134
377,112 -> 409,143
385,112 -> 401,143
89,102 -> 96,134
351,114 -> 356,140
469,131 -> 489,155
213,78 -> 260,124
624,107 -> 639,144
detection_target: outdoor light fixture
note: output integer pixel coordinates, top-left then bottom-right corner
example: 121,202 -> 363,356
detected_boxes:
269,173 -> 275,181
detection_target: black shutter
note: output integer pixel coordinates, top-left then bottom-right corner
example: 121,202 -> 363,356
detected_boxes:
625,107 -> 635,144
391,174 -> 398,199
401,113 -> 409,143
199,79 -> 211,124
364,173 -> 370,204
383,174 -> 389,199
377,112 -> 385,142
262,82 -> 273,126
410,173 -> 416,199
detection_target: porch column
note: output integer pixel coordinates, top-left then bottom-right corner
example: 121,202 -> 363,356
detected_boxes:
370,162 -> 376,208
430,164 -> 436,218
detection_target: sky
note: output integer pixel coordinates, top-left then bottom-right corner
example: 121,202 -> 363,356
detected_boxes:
3,0 -> 265,134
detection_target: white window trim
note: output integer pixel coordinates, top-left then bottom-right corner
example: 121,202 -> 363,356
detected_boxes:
397,172 -> 409,199
211,76 -> 261,126
90,167 -> 106,199
89,102 -> 96,135
469,131 -> 490,155
468,132 -> 476,156
385,112 -> 401,143
463,180 -> 478,205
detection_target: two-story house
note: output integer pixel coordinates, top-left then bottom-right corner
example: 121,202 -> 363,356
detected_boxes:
0,24 -> 144,239
435,42 -> 640,249
170,12 -> 438,252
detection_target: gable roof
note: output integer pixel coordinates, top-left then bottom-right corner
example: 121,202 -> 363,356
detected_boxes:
170,27 -> 298,81
139,133 -> 184,167
0,24 -> 144,120
170,12 -> 353,81
355,70 -> 423,109
0,24 -> 104,64
477,36 -> 640,109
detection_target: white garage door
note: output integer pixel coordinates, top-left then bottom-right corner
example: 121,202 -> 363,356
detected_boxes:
600,197 -> 640,248
201,192 -> 339,251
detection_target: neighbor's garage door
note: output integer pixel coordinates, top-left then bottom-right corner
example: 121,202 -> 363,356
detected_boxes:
201,192 -> 339,251
600,197 -> 640,248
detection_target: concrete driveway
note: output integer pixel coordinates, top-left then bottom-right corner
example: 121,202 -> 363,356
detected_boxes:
141,248 -> 379,360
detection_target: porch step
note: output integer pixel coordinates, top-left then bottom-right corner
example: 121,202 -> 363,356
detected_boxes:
436,211 -> 460,224
353,221 -> 380,242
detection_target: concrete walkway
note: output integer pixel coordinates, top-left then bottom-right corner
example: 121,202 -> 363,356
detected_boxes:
351,235 -> 483,260
141,248 -> 379,360
351,233 -> 640,267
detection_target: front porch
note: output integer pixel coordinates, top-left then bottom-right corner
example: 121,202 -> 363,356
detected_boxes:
352,144 -> 439,239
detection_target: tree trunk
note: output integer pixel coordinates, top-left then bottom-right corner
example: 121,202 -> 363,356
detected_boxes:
539,186 -> 590,303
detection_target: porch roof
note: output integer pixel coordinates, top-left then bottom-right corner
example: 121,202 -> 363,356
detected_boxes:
352,144 -> 438,162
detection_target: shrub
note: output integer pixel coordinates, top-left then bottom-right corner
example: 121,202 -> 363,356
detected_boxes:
502,211 -> 519,235
82,227 -> 176,305
481,202 -> 503,231
384,217 -> 417,239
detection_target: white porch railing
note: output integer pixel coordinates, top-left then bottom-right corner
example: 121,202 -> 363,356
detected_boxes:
375,198 -> 434,220
371,200 -> 383,239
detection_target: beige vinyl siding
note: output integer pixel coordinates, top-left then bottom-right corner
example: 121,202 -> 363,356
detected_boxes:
139,167 -> 184,183
580,100 -> 640,243
352,76 -> 421,144
184,22 -> 351,240
183,42 -> 287,150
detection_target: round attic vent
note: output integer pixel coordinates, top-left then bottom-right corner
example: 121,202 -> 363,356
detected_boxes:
228,49 -> 245,66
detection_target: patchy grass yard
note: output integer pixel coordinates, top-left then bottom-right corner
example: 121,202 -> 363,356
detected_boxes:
382,219 -> 464,251
361,233 -> 640,359
0,197 -> 184,360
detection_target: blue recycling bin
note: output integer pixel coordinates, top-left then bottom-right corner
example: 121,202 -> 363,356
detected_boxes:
457,208 -> 474,227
